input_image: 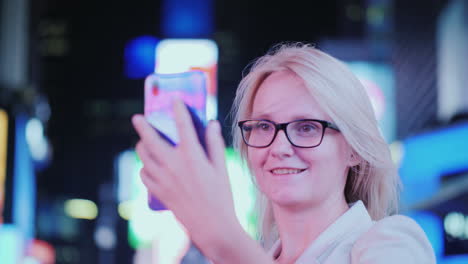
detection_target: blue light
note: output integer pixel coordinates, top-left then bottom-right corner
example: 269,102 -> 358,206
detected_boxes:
0,224 -> 23,264
13,113 -> 35,240
399,122 -> 468,205
124,36 -> 159,79
161,0 -> 214,38
441,255 -> 468,264
405,211 -> 443,258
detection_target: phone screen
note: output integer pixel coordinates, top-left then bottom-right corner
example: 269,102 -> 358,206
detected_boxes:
144,71 -> 208,210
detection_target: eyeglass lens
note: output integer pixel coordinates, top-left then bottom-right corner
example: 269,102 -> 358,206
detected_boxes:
241,120 -> 325,147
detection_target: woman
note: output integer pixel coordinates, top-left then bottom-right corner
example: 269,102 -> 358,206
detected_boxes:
132,43 -> 436,263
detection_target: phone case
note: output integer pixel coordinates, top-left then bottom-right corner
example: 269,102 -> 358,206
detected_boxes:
144,70 -> 208,210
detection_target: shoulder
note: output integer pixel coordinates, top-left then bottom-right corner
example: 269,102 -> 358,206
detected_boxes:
350,215 -> 436,264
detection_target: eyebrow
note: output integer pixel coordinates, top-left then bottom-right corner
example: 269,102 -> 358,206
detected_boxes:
249,113 -> 321,121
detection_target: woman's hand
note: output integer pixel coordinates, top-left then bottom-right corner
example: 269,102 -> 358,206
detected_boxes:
132,98 -> 241,257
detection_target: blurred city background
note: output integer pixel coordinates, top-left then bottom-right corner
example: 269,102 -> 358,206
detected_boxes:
0,0 -> 467,263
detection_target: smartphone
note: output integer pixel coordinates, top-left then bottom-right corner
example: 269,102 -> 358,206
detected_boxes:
144,70 -> 208,210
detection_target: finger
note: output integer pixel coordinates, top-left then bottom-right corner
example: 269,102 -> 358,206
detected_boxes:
132,114 -> 174,162
135,142 -> 164,182
172,98 -> 205,154
206,120 -> 227,172
140,168 -> 162,197
135,141 -> 159,165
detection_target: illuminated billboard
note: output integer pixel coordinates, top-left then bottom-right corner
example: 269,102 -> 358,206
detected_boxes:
116,148 -> 257,249
346,62 -> 396,143
155,39 -> 218,121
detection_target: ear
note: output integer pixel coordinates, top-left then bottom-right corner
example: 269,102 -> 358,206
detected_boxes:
348,151 -> 361,167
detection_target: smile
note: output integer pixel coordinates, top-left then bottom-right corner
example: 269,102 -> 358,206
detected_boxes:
270,168 -> 307,175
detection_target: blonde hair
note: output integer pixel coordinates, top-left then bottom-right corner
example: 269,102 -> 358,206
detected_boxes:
230,42 -> 401,248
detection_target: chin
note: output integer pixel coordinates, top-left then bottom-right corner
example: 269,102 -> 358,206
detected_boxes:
267,189 -> 310,207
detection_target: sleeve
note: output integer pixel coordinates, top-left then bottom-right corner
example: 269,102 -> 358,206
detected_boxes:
350,215 -> 437,264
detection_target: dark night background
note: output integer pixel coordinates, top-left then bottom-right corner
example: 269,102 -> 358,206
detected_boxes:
32,0 -> 448,205
2,0 -> 467,263
33,0 -> 350,207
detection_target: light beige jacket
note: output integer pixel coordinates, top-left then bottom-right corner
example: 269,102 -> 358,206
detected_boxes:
269,201 -> 436,264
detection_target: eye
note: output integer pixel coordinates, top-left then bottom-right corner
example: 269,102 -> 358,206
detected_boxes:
256,121 -> 273,131
299,124 -> 317,132
242,123 -> 253,132
292,121 -> 320,136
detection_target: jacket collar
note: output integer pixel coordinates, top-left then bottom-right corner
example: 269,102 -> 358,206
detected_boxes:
269,200 -> 373,263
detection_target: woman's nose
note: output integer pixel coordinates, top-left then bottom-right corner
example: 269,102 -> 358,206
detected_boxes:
269,130 -> 294,158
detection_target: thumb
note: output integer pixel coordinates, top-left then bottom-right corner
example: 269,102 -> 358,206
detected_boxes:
206,120 -> 227,172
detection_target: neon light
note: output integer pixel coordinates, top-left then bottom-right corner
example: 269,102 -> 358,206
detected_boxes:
125,151 -> 159,248
0,109 -> 8,223
116,150 -> 140,203
22,257 -> 40,264
25,118 -> 48,162
13,113 -> 35,240
124,36 -> 159,79
441,255 -> 468,264
26,239 -> 55,264
161,0 -> 213,38
225,148 -> 257,238
150,210 -> 190,263
0,224 -> 23,264
155,39 -> 218,120
64,199 -> 98,220
155,39 -> 218,74
128,194 -> 161,248
118,200 -> 132,221
359,78 -> 386,120
126,152 -> 188,248
94,225 -> 116,250
121,147 -> 258,248
347,62 -> 396,143
400,122 -> 468,205
401,122 -> 468,180
389,141 -> 404,168
444,212 -> 467,239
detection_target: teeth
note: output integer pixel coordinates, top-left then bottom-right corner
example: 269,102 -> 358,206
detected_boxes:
271,169 -> 304,175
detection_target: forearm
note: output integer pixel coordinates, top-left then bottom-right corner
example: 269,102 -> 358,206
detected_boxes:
199,221 -> 276,264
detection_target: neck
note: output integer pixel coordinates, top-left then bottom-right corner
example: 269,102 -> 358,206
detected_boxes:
272,196 -> 349,264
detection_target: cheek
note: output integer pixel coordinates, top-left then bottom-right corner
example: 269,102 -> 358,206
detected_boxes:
247,148 -> 266,168
247,148 -> 268,181
314,141 -> 352,182
297,140 -> 351,175
334,141 -> 353,168
321,135 -> 352,160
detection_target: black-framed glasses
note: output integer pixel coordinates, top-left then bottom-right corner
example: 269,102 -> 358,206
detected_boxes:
238,119 -> 340,148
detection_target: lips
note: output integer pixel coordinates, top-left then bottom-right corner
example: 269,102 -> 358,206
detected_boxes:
270,168 -> 307,175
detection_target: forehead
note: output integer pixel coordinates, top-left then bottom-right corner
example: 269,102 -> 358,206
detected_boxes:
251,71 -> 329,121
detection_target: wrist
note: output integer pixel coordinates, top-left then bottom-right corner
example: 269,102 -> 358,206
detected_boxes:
201,219 -> 248,262
193,218 -> 274,264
